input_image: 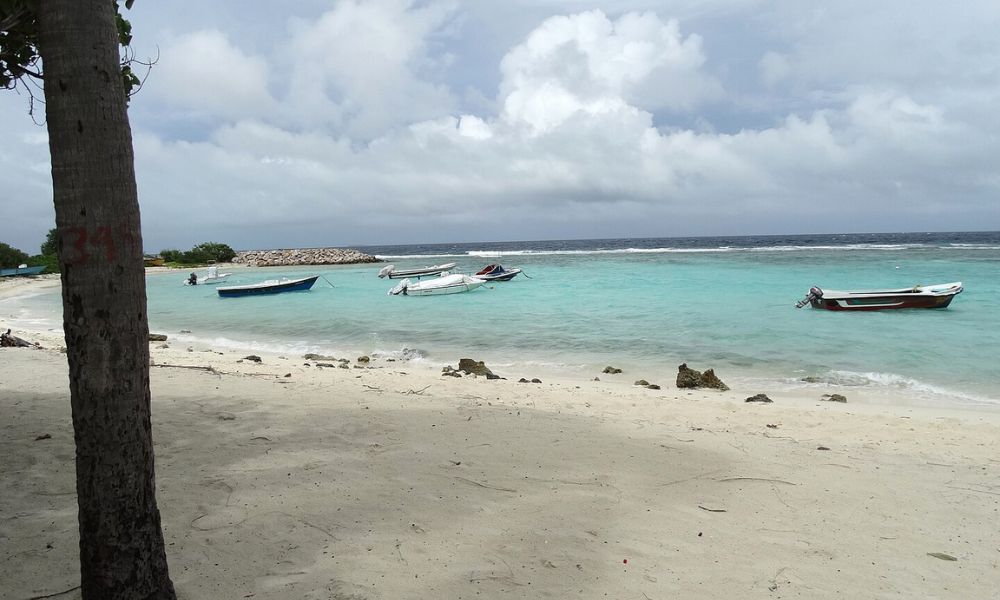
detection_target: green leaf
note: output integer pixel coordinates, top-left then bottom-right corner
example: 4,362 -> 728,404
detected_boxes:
927,552 -> 957,561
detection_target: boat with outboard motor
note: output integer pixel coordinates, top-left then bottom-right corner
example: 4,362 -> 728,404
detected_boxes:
474,263 -> 522,281
388,273 -> 486,296
796,282 -> 963,311
378,262 -> 457,279
184,266 -> 232,285
217,275 -> 319,297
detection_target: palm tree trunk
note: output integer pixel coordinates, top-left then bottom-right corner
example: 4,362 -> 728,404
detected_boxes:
37,2 -> 176,598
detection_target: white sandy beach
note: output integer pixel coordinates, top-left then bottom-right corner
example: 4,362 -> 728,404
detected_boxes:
2,276 -> 999,599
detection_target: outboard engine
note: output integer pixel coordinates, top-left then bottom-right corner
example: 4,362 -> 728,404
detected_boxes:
795,286 -> 823,309
388,279 -> 411,296
378,264 -> 395,279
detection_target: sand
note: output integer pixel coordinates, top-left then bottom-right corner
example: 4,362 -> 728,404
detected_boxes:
2,277 -> 999,599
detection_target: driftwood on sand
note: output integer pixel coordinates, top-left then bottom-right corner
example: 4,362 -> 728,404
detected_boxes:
1,329 -> 35,348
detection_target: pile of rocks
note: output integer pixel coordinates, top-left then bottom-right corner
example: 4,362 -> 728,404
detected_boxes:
233,248 -> 379,267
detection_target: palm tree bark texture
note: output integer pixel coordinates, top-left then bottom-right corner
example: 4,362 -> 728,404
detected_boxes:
37,2 -> 176,598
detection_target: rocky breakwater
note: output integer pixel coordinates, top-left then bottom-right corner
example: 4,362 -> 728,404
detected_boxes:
233,248 -> 380,267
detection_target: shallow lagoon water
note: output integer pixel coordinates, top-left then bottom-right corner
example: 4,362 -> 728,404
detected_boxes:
7,232 -> 999,406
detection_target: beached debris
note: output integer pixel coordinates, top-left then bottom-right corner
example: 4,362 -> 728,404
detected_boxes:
151,363 -> 220,375
675,363 -> 730,391
603,366 -> 622,374
634,379 -> 650,386
745,393 -> 773,403
148,333 -> 168,342
243,355 -> 262,363
646,384 -> 660,390
1,329 -> 34,348
821,393 -> 848,403
927,552 -> 958,561
457,358 -> 494,377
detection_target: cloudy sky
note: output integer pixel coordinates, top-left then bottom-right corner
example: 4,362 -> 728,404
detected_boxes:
2,0 -> 999,252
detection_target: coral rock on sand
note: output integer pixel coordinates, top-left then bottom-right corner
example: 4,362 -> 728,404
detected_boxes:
457,358 -> 493,377
745,393 -> 773,403
821,393 -> 848,403
603,366 -> 622,374
1,329 -> 34,348
676,363 -> 730,391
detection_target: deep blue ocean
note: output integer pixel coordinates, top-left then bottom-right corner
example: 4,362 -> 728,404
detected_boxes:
5,232 -> 999,406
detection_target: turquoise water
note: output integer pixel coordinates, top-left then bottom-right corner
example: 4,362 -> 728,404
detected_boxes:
6,233 -> 999,405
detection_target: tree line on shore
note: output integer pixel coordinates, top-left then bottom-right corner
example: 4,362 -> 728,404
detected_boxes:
0,230 -> 235,271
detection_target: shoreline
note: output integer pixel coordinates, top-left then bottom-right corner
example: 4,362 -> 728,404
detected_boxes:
3,274 -> 999,414
3,315 -> 999,597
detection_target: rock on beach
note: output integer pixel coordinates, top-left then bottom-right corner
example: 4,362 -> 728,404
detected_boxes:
676,363 -> 730,391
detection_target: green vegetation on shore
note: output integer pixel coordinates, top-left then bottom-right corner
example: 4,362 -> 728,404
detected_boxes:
3,231 -> 237,272
155,242 -> 237,266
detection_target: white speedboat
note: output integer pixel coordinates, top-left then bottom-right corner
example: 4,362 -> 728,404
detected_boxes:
388,273 -> 486,296
184,266 -> 233,285
378,262 -> 457,279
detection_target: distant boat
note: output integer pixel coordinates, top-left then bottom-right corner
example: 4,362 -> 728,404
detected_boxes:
796,282 -> 963,311
388,273 -> 486,296
378,262 -> 457,279
0,264 -> 45,277
474,263 -> 522,281
217,275 -> 319,297
184,266 -> 232,285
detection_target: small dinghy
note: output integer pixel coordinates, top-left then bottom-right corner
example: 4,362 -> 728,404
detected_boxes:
217,275 -> 319,297
388,273 -> 486,296
796,282 -> 963,311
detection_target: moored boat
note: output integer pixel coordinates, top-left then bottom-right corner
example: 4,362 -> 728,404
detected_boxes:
388,273 -> 486,296
378,262 -> 457,279
217,275 -> 319,297
184,266 -> 232,285
474,263 -> 522,281
0,264 -> 45,277
796,282 -> 963,311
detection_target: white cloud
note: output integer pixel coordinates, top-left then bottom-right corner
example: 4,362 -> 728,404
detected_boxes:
3,2 -> 999,252
283,0 -> 460,138
758,51 -> 790,87
498,10 -> 720,133
150,30 -> 275,120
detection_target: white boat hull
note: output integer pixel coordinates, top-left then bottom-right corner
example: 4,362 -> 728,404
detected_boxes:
388,274 -> 486,296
